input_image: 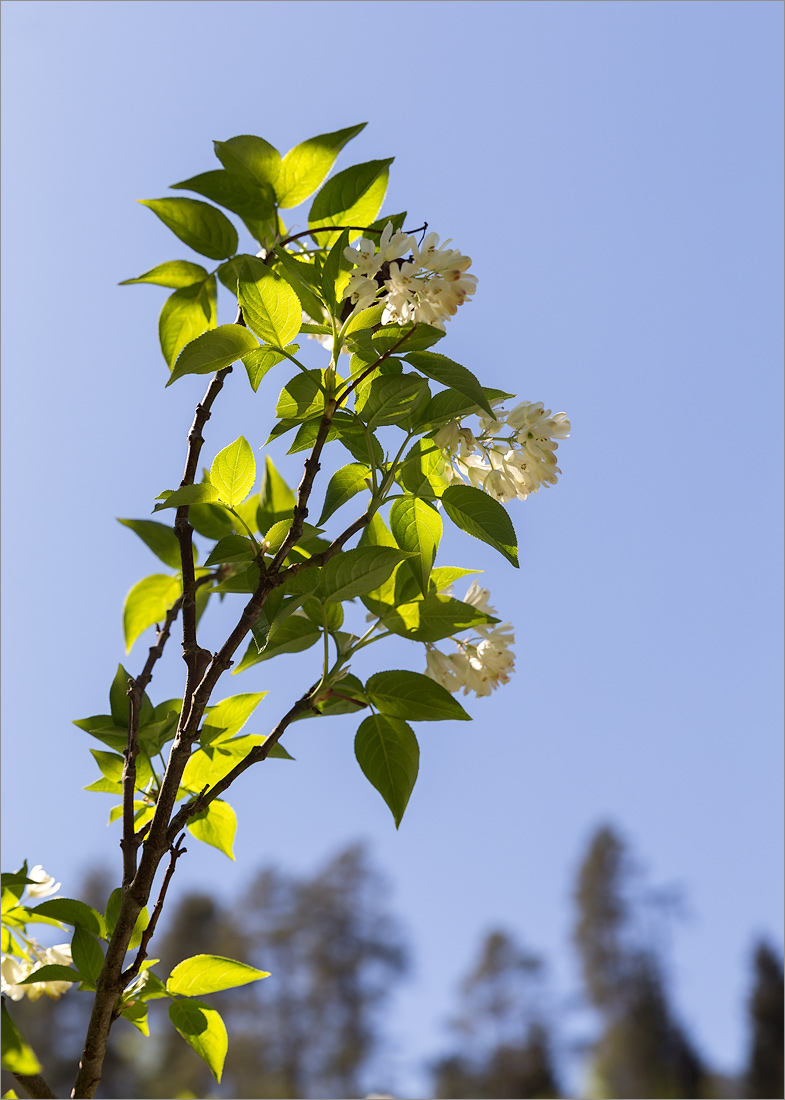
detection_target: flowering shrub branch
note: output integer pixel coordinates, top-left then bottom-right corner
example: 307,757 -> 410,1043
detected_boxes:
1,124 -> 570,1099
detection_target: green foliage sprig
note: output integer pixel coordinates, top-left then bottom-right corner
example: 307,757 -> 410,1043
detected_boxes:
2,124 -> 570,1099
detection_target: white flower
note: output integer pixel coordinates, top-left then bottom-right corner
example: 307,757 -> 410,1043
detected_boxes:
424,586 -> 516,698
343,236 -> 381,277
435,398 -> 570,503
425,647 -> 460,692
342,273 -> 379,314
1,944 -> 74,1002
343,223 -> 414,276
463,582 -> 495,616
1,955 -> 30,1001
26,865 -> 61,899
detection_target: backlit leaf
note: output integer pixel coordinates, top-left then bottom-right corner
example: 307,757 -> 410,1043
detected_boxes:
389,496 -> 442,596
169,999 -> 227,1083
308,159 -> 393,247
210,436 -> 256,508
159,278 -> 217,370
354,715 -> 419,827
123,574 -> 181,652
139,198 -> 237,260
317,463 -> 371,525
277,123 -> 367,208
441,484 -> 519,568
118,518 -> 182,570
187,800 -> 237,859
167,953 -> 270,997
238,256 -> 301,347
168,323 -> 260,386
120,260 -> 208,288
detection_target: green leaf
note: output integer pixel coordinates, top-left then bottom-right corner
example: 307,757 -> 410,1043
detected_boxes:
123,574 -> 181,652
153,483 -> 220,512
262,518 -> 322,556
250,608 -> 271,652
242,344 -> 291,393
71,926 -> 104,984
167,953 -> 270,997
187,799 -> 237,859
210,436 -> 256,508
118,519 -> 182,570
441,484 -> 519,568
189,502 -> 235,540
413,385 -> 515,432
209,563 -> 261,595
103,890 -> 149,949
159,278 -> 217,370
343,301 -> 385,340
167,323 -> 260,386
110,663 -> 132,726
319,546 -> 411,604
1,1002 -> 41,1075
235,613 -> 320,672
371,323 -> 445,355
317,463 -> 371,525
120,1001 -> 149,1035
354,715 -> 419,828
183,735 -> 260,790
356,373 -> 430,427
275,370 -> 326,421
277,123 -> 367,208
169,999 -> 227,1083
31,898 -> 105,939
272,247 -> 327,323
238,256 -> 301,347
216,252 -> 258,293
202,692 -> 268,744
308,159 -> 393,247
203,535 -> 256,567
398,438 -> 449,500
214,134 -> 281,189
383,592 -> 497,643
257,455 -> 296,531
139,198 -> 237,260
89,747 -> 152,790
389,496 -> 442,596
331,420 -> 384,467
321,229 -> 353,311
171,170 -> 276,242
19,963 -> 79,985
430,565 -> 482,591
402,351 -> 495,417
365,670 -> 470,722
120,260 -> 209,288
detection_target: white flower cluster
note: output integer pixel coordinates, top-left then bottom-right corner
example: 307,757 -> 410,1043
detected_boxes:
424,583 -> 515,698
1,865 -> 74,1002
434,399 -> 571,503
1,943 -> 75,1002
343,224 -> 477,327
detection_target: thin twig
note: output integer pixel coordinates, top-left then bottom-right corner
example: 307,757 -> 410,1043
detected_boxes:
167,693 -> 318,837
119,572 -> 214,885
119,835 -> 187,989
119,688 -> 139,887
279,222 -> 427,249
176,369 -> 233,691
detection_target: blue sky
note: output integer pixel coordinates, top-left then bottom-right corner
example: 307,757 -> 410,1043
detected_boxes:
2,1 -> 782,1095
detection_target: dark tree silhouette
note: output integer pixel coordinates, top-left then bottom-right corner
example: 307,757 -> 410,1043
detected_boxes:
744,940 -> 784,1099
431,929 -> 560,1099
573,825 -> 709,1099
